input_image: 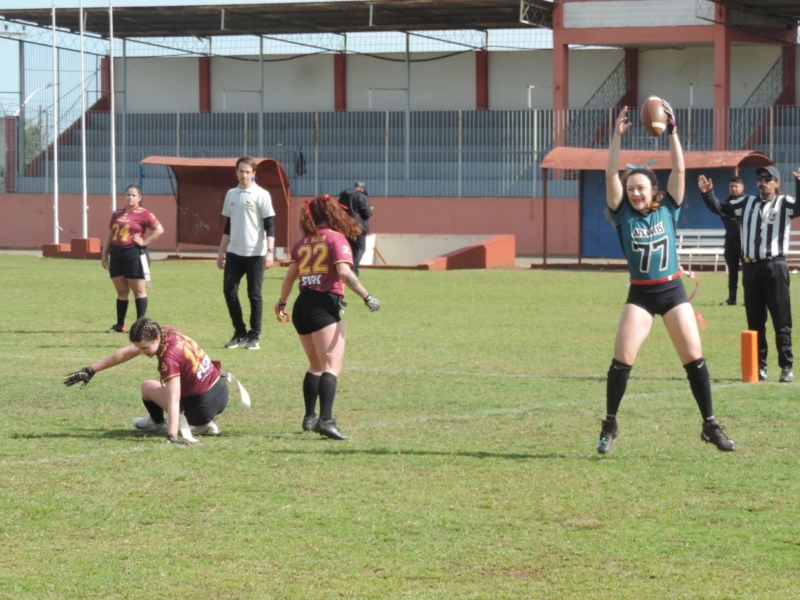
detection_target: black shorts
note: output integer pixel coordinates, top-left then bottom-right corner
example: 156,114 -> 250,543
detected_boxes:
181,375 -> 229,426
109,245 -> 148,280
625,277 -> 689,316
292,289 -> 343,336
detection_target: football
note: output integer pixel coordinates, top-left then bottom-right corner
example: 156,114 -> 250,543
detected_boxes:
640,96 -> 667,137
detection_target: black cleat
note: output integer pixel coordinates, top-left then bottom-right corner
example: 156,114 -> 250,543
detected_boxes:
106,324 -> 126,333
302,413 -> 318,432
758,367 -> 768,381
779,367 -> 793,383
314,418 -> 349,440
719,299 -> 737,306
701,420 -> 736,452
225,333 -> 249,349
597,418 -> 618,455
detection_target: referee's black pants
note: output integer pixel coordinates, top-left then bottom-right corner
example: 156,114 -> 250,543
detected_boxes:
743,259 -> 793,370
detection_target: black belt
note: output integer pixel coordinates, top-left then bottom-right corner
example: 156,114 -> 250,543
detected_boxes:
744,256 -> 785,263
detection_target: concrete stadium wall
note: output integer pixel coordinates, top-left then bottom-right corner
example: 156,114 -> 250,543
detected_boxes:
114,46 -> 800,111
638,46 -> 784,109
346,52 -> 476,111
564,0 -> 711,28
0,194 -> 580,257
210,55 -> 336,112
119,57 -> 201,113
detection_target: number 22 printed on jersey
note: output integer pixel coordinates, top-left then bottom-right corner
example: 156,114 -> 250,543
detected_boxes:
297,242 -> 329,287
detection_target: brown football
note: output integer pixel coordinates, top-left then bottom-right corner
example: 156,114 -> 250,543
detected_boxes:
640,96 -> 667,137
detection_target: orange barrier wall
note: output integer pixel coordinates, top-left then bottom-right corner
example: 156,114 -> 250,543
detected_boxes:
0,193 -> 580,256
288,196 -> 579,256
420,235 -> 516,270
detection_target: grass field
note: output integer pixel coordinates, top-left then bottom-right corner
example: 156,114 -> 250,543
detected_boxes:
1,254 -> 800,599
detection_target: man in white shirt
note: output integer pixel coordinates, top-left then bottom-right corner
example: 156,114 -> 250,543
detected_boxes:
217,156 -> 276,350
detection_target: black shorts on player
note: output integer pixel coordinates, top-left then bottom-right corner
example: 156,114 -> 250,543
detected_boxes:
291,289 -> 342,336
108,246 -> 148,280
625,277 -> 688,316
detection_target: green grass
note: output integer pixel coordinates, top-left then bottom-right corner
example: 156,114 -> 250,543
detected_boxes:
1,254 -> 800,599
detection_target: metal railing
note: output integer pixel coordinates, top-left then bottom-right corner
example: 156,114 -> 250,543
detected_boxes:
5,106 -> 800,198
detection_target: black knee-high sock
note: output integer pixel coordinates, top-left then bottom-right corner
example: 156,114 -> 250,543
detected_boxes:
135,297 -> 148,320
684,357 -> 714,421
116,299 -> 129,327
142,399 -> 165,423
318,372 -> 338,421
606,358 -> 632,419
303,372 -> 321,416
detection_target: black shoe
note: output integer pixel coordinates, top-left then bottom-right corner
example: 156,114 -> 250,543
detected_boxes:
314,418 -> 349,440
106,324 -> 126,333
225,333 -> 248,349
780,367 -> 793,383
719,299 -> 736,306
597,418 -> 618,455
701,420 -> 736,451
302,413 -> 318,431
758,367 -> 768,381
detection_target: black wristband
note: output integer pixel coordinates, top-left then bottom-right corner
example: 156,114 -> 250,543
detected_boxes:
278,299 -> 287,308
364,295 -> 373,305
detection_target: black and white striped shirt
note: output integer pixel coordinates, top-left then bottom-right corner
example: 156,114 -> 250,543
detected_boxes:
701,183 -> 798,261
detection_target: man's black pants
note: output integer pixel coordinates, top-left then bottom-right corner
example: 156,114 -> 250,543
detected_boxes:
723,237 -> 742,302
349,234 -> 366,276
223,253 -> 264,338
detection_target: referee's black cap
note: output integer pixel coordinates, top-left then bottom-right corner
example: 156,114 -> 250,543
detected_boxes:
756,165 -> 781,181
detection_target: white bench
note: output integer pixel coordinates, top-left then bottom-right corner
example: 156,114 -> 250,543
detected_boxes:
676,228 -> 725,271
677,228 -> 800,271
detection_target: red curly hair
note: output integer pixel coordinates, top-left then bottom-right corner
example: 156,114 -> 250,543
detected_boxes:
299,194 -> 362,239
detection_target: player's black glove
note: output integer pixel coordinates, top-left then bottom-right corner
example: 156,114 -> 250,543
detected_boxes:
166,434 -> 190,446
64,366 -> 95,388
364,294 -> 381,312
662,99 -> 677,135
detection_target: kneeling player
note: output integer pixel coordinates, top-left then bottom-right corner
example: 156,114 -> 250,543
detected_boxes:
64,318 -> 229,445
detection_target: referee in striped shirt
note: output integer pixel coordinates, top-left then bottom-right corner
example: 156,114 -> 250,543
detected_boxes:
698,165 -> 800,382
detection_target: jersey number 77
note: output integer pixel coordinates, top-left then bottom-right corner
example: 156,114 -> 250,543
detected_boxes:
632,236 -> 669,273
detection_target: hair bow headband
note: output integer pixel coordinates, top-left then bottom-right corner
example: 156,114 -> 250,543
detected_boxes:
625,159 -> 657,170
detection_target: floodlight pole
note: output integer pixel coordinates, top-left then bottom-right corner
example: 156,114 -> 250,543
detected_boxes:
79,0 -> 88,237
404,32 -> 410,180
259,36 -> 264,158
109,0 -> 117,213
51,2 -> 60,244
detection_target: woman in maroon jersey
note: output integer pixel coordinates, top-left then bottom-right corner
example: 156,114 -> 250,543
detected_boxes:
276,194 -> 381,440
64,318 -> 228,445
100,185 -> 164,333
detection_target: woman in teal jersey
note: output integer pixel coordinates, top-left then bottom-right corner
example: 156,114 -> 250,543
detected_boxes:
596,104 -> 736,455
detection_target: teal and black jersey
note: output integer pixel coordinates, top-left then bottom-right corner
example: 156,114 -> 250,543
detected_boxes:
610,193 -> 681,282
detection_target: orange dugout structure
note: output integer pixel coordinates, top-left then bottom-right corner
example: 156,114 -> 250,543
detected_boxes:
140,156 -> 291,253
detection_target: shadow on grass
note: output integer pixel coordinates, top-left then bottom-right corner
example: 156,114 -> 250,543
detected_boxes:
268,446 -> 571,460
11,429 -> 157,440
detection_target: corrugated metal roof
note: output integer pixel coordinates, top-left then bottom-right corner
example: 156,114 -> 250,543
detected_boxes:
0,1 -> 554,38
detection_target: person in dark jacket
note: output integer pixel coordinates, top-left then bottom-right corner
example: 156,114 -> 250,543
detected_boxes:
718,176 -> 745,306
338,182 -> 373,275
